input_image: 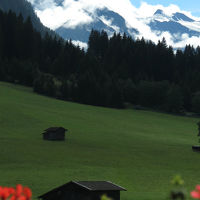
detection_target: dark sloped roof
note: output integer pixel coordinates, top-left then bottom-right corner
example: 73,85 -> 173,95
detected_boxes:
44,127 -> 67,132
38,181 -> 126,198
74,181 -> 126,191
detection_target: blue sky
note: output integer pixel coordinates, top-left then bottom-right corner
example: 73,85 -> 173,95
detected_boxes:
130,0 -> 200,17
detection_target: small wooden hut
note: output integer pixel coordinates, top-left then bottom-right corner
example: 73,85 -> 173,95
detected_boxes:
192,122 -> 200,152
42,127 -> 67,141
38,181 -> 126,200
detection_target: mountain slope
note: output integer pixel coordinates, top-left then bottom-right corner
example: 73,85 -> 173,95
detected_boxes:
0,0 -> 56,37
55,7 -> 138,43
0,81 -> 199,200
172,12 -> 195,22
149,9 -> 200,40
27,0 -> 200,48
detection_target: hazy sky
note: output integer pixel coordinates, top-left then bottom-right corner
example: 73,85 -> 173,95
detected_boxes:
130,0 -> 200,17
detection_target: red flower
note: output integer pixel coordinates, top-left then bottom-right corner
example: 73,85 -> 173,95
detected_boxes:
15,185 -> 23,197
0,187 -> 12,200
191,185 -> 200,199
10,196 -> 16,200
23,187 -> 32,199
0,185 -> 32,200
0,187 -> 3,197
18,195 -> 26,200
8,188 -> 15,195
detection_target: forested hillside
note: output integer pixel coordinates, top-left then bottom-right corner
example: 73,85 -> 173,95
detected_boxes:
1,9 -> 200,113
0,0 -> 55,37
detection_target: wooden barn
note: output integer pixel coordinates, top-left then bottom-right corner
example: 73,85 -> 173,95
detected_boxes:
42,127 -> 67,141
38,181 -> 126,200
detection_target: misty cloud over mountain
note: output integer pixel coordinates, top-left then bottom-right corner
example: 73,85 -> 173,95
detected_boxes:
27,0 -> 200,49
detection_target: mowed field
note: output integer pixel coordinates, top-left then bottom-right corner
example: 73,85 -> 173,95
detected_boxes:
0,81 -> 200,200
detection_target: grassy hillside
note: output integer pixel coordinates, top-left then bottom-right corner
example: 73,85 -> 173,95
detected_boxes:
0,81 -> 200,200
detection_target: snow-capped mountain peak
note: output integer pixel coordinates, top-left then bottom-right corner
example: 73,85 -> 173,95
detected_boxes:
154,9 -> 165,16
152,9 -> 171,22
55,7 -> 138,44
151,9 -> 195,23
148,8 -> 200,46
28,0 -> 200,49
172,12 -> 195,22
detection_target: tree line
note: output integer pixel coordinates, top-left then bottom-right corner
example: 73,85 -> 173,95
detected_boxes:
1,9 -> 200,113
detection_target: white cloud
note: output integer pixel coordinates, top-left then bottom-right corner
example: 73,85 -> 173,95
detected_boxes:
72,40 -> 88,49
35,0 -> 94,29
137,2 -> 180,18
29,0 -> 136,29
172,34 -> 200,49
31,0 -> 56,10
27,0 -> 35,4
178,20 -> 200,32
117,1 -> 200,48
27,0 -> 200,48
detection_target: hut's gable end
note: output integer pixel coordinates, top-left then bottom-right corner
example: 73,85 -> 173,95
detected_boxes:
90,190 -> 120,200
61,190 -> 120,200
39,182 -> 89,200
60,184 -> 90,200
38,181 -> 125,200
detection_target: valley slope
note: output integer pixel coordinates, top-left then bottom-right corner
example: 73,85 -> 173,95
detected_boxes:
0,82 -> 199,200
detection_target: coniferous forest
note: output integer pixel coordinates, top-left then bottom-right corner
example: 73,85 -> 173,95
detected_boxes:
1,9 -> 200,113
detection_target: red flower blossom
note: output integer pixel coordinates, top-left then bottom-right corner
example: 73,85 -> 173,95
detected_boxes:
0,185 -> 32,200
8,188 -> 15,195
0,187 -> 12,200
15,185 -> 23,198
0,187 -> 3,197
191,185 -> 200,199
18,195 -> 26,200
10,196 -> 17,200
23,187 -> 32,199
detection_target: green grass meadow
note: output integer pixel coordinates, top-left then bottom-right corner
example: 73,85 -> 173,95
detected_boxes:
0,81 -> 200,200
